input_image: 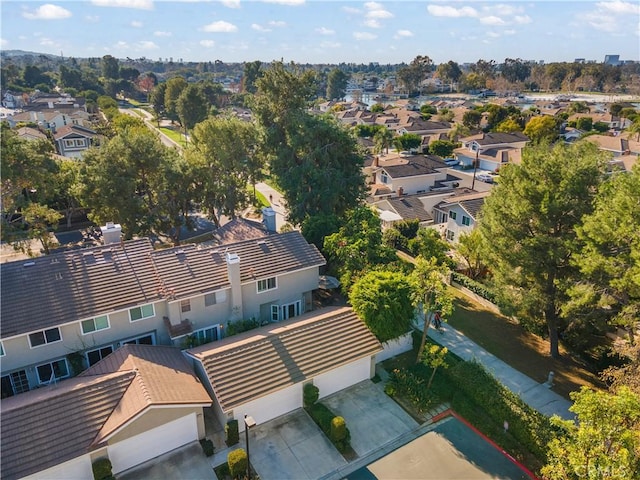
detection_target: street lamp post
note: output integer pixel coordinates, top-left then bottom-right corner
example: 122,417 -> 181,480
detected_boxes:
244,415 -> 256,480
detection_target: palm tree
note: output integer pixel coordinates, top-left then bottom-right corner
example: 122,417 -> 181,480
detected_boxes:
627,119 -> 640,141
374,127 -> 394,154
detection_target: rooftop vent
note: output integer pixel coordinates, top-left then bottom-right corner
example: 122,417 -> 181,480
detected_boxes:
23,261 -> 35,268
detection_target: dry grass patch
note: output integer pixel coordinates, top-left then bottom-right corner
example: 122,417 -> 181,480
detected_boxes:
447,287 -> 604,399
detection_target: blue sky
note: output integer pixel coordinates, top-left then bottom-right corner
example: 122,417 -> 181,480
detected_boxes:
2,1 -> 639,64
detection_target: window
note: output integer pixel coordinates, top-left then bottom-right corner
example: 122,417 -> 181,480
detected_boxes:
129,304 -> 154,322
204,293 -> 217,307
257,277 -> 277,293
271,304 -> 280,322
120,333 -> 155,346
180,299 -> 191,313
191,327 -> 218,345
36,359 -> 69,384
28,328 -> 62,348
75,139 -> 85,147
446,230 -> 455,241
0,342 -> 4,357
81,315 -> 109,334
1,370 -> 29,398
380,172 -> 389,184
86,346 -> 113,366
64,139 -> 74,147
462,216 -> 471,226
449,211 -> 457,220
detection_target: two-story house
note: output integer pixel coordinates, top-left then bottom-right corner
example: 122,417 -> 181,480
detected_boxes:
433,191 -> 490,242
53,124 -> 98,158
454,132 -> 529,172
365,153 -> 463,201
0,227 -> 325,398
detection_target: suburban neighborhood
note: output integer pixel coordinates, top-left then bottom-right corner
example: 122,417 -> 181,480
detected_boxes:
1,1 -> 640,478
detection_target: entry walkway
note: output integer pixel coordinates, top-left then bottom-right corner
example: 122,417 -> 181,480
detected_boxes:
425,322 -> 574,420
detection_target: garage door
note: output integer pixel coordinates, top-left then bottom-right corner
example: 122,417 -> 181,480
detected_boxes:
109,413 -> 197,474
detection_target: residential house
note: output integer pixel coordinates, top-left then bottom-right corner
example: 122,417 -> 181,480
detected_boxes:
2,91 -> 27,109
583,134 -> 640,158
454,132 -> 529,172
1,344 -> 211,479
53,124 -> 98,158
365,153 -> 462,201
186,306 -> 382,432
433,191 -> 490,242
7,109 -> 91,131
568,112 -> 631,130
15,126 -> 48,142
0,228 -> 325,397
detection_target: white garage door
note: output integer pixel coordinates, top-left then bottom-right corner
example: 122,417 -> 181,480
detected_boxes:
109,413 -> 197,474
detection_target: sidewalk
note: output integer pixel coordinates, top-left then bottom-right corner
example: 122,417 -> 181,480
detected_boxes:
426,322 -> 574,420
254,182 -> 289,231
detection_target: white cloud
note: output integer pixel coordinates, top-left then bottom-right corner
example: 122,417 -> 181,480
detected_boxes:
252,23 -> 271,32
596,0 -> 640,14
514,15 -> 531,24
23,4 -> 72,20
480,15 -> 506,26
484,4 -> 522,16
261,0 -> 304,5
269,20 -> 286,27
315,27 -> 335,35
131,20 -> 143,27
91,0 -> 154,9
427,5 -> 477,18
504,29 -> 516,35
320,41 -> 341,48
397,29 -> 413,37
367,9 -> 393,19
154,31 -> 172,37
0,38 -> 7,48
364,19 -> 381,28
220,0 -> 240,7
40,37 -> 57,46
353,31 -> 377,40
200,40 -> 215,47
202,20 -> 238,32
487,31 -> 500,38
85,15 -> 100,22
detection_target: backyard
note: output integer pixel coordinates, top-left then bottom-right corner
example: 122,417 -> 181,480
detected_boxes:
446,287 -> 604,399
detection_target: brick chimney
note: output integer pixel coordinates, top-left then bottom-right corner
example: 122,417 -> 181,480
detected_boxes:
226,252 -> 243,321
397,186 -> 404,197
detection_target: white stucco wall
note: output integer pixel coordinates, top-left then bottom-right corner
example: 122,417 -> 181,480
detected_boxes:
21,454 -> 93,480
314,357 -> 373,399
234,383 -> 302,431
375,332 -> 413,363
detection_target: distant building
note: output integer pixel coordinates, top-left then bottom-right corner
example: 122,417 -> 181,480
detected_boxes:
575,58 -> 585,64
604,55 -> 620,66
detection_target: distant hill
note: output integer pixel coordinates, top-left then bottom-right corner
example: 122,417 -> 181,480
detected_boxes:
1,50 -> 62,59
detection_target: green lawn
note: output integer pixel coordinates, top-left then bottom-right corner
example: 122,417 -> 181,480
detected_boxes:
158,127 -> 187,147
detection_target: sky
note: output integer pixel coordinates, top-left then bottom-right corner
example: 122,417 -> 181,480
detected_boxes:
1,0 -> 639,65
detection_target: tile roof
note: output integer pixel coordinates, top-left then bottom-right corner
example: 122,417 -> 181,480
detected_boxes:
209,217 -> 268,245
187,307 -> 382,412
81,344 -> 212,442
0,239 -> 158,339
381,155 -> 447,178
52,124 -> 97,140
437,191 -> 490,219
1,231 -> 325,338
386,196 -> 433,223
461,131 -> 529,146
1,344 -> 211,480
1,371 -> 135,480
150,231 -> 325,301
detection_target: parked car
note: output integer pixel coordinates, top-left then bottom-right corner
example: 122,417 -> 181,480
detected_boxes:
476,173 -> 494,183
444,158 -> 459,166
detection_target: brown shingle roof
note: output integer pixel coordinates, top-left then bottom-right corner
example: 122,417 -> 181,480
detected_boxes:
187,307 -> 382,412
209,217 -> 268,245
0,239 -> 158,339
1,371 -> 135,480
1,344 -> 211,480
387,196 -> 433,223
151,231 -> 325,301
81,344 -> 212,442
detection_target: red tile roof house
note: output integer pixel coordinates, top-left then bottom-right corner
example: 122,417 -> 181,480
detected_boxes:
186,306 -> 382,432
0,229 -> 325,398
1,344 -> 212,479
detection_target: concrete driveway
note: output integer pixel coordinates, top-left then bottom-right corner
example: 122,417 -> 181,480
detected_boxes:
117,442 -> 214,480
249,409 -> 347,480
321,380 -> 419,457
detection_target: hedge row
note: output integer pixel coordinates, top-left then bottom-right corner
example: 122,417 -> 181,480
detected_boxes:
443,360 -> 557,464
307,402 -> 351,453
451,271 -> 499,305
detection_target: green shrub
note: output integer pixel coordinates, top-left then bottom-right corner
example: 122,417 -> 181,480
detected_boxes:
451,272 -> 499,305
303,383 -> 319,408
199,438 -> 214,457
331,416 -> 347,441
225,419 -> 239,446
227,448 -> 248,479
92,458 -> 113,480
308,403 -> 334,433
226,317 -> 261,337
